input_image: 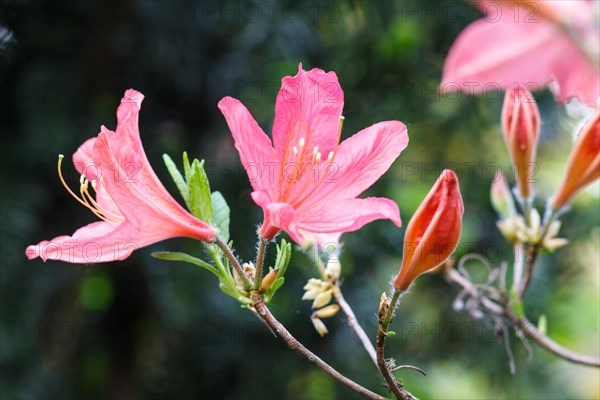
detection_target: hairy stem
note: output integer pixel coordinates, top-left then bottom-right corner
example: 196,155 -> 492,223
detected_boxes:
254,237 -> 268,290
214,238 -> 251,289
376,289 -> 412,400
253,299 -> 386,400
333,288 -> 378,366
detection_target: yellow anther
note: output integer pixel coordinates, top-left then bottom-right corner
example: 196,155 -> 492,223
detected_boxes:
312,146 -> 319,156
299,137 -> 305,148
293,146 -> 298,155
315,152 -> 322,162
328,151 -> 334,162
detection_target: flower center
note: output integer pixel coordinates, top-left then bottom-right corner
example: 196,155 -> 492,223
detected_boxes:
57,154 -> 125,224
278,117 -> 344,209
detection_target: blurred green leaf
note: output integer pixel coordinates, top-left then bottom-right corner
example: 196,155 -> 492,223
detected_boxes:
211,191 -> 230,242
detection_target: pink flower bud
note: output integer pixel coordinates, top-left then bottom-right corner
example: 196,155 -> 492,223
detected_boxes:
394,170 -> 464,291
551,108 -> 600,210
501,85 -> 541,200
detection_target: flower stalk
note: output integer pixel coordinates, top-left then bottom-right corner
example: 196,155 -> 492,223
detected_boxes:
254,236 -> 269,290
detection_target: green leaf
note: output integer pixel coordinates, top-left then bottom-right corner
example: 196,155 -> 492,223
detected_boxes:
163,153 -> 190,208
151,251 -> 219,276
211,191 -> 230,242
182,151 -> 191,182
264,239 -> 292,303
510,288 -> 524,319
188,159 -> 212,222
274,239 -> 291,277
219,282 -> 240,299
537,314 -> 547,335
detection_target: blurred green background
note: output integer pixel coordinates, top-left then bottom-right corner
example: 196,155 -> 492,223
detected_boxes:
1,1 -> 598,399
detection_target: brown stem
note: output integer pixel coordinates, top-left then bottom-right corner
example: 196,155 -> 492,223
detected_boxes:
445,265 -> 600,368
376,290 -> 414,400
376,328 -> 411,400
254,299 -> 387,400
333,288 -> 378,366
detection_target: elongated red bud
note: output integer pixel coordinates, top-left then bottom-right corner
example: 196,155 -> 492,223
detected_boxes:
551,108 -> 600,210
394,170 -> 464,291
501,85 -> 541,200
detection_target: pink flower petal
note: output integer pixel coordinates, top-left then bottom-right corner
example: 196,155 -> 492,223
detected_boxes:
26,221 -> 138,263
93,132 -> 213,241
443,1 -> 600,106
72,138 -> 99,179
272,65 -> 344,160
301,120 -> 408,209
442,17 -> 561,92
288,197 -> 401,243
218,96 -> 276,193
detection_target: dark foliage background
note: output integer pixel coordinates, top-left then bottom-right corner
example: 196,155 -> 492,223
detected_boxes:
1,1 -> 598,399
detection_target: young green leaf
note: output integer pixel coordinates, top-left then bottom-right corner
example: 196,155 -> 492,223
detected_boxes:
182,151 -> 191,182
263,239 -> 292,303
188,159 -> 212,222
163,153 -> 190,208
211,191 -> 230,242
151,251 -> 218,276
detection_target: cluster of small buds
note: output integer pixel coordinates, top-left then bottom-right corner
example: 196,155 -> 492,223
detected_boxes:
233,262 -> 256,287
303,278 -> 335,308
302,257 -> 342,336
516,210 -> 568,251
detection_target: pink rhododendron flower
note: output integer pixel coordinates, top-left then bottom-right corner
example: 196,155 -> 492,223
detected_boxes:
219,65 -> 407,243
26,90 -> 216,263
441,0 -> 600,106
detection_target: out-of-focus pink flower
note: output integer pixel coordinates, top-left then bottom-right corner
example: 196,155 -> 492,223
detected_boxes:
219,65 -> 407,243
501,85 -> 541,200
26,90 -> 216,263
441,0 -> 600,106
551,108 -> 600,209
394,170 -> 464,291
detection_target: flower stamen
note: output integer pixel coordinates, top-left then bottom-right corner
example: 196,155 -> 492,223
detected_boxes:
57,155 -> 124,224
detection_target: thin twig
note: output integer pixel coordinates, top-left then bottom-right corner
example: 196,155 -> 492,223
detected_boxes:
333,288 -> 378,366
445,265 -> 600,368
253,299 -> 387,400
214,238 -> 251,288
376,290 -> 414,400
511,314 -> 600,367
